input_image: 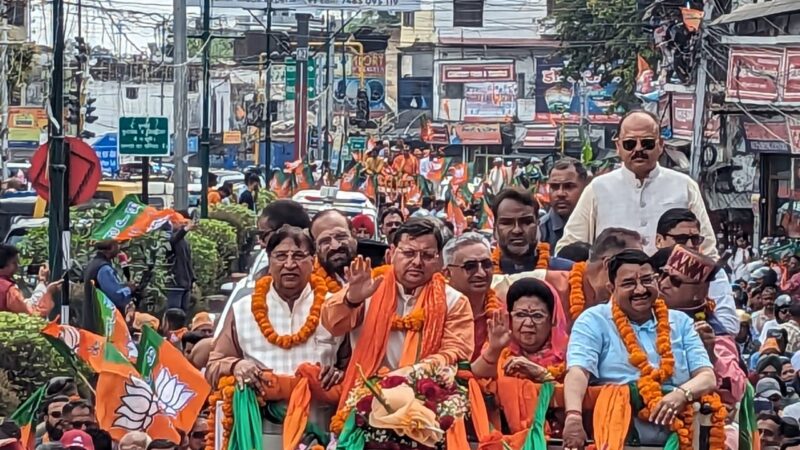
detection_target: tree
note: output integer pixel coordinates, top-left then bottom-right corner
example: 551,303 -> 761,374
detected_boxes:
187,38 -> 234,63
553,0 -> 655,108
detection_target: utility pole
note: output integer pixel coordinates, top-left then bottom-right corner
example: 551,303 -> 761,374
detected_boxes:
293,14 -> 310,161
173,0 -> 189,211
48,0 -> 69,323
0,6 -> 10,181
689,0 -> 714,179
263,1 -> 272,173
199,0 -> 212,218
325,12 -> 334,165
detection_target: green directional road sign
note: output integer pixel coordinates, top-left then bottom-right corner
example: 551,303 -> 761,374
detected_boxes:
118,116 -> 170,157
285,58 -> 317,101
348,136 -> 367,152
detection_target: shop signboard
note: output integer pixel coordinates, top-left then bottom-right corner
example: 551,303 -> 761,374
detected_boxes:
784,50 -> 800,103
671,94 -> 695,140
741,116 -> 791,153
7,107 -> 48,149
532,57 -> 621,124
190,0 -> 422,10
440,62 -> 515,83
446,123 -> 501,145
788,116 -> 800,154
725,48 -> 783,103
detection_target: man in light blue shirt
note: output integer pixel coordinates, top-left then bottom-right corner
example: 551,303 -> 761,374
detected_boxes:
562,249 -> 717,448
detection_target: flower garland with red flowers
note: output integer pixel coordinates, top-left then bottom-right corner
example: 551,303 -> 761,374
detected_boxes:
250,274 -> 328,349
312,259 -> 343,293
567,261 -> 588,320
611,297 -> 726,450
491,242 -> 551,274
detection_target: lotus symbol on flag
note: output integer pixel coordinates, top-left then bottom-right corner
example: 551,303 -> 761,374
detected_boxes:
114,376 -> 158,431
59,326 -> 80,353
153,368 -> 195,417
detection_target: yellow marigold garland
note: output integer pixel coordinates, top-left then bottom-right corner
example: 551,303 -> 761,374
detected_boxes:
491,242 -> 551,274
251,274 -> 327,349
567,261 -> 588,320
205,376 -> 236,450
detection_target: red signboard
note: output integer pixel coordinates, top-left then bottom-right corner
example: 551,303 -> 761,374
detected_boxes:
523,127 -> 558,148
741,117 -> 791,153
789,117 -> 800,154
726,48 -> 784,103
441,63 -> 515,83
671,94 -> 695,139
785,49 -> 800,103
29,137 -> 102,205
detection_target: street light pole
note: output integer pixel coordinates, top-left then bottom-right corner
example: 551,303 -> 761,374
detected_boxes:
200,0 -> 211,218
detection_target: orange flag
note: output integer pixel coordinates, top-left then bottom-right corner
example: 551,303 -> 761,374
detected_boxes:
137,326 -> 210,433
96,290 -> 137,361
446,199 -> 467,235
448,162 -> 469,187
339,165 -> 360,191
115,209 -> 187,241
96,345 -> 181,442
41,321 -> 107,373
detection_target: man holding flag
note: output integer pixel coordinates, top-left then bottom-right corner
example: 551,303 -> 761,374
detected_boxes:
83,241 -> 133,334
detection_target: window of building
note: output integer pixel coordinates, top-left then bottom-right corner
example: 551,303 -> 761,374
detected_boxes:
453,0 -> 484,27
402,12 -> 415,27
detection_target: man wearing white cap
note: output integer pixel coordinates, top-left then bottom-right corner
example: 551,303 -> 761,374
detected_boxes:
487,157 -> 507,195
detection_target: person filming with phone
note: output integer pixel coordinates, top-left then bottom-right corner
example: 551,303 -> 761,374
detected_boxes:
556,110 -> 717,258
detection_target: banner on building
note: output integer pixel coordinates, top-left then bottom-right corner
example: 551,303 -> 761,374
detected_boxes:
440,62 -> 515,83
7,107 -> 47,149
671,94 -> 695,139
523,127 -> 558,148
788,116 -> 800,154
463,82 -> 518,122
447,123 -> 502,145
725,47 -> 790,104
741,116 -> 792,153
532,57 -> 621,124
334,52 -> 387,116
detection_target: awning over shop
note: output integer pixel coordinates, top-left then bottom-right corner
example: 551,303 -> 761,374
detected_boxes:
711,0 -> 800,25
522,127 -> 558,148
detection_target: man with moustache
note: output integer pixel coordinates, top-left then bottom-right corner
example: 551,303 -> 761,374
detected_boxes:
556,110 -> 717,257
37,396 -> 69,446
310,209 -> 358,290
443,232 -> 497,361
540,158 -> 588,249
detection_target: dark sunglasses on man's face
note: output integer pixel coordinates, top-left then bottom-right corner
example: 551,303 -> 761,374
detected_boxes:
49,411 -> 62,419
449,259 -> 493,274
621,138 -> 657,151
70,421 -> 96,430
666,233 -> 705,247
190,432 -> 208,440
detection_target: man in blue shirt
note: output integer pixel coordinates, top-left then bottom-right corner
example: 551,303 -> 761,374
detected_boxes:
82,240 -> 132,333
562,249 -> 716,448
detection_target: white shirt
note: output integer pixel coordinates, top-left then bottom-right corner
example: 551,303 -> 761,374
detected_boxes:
232,283 -> 343,375
419,157 -> 431,178
709,269 -> 740,336
556,164 -> 718,257
349,284 -> 464,370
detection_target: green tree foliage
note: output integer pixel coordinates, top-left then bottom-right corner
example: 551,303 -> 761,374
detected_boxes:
188,38 -> 234,63
553,0 -> 655,107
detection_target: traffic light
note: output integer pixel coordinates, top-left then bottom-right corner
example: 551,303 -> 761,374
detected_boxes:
349,89 -> 371,128
75,37 -> 89,65
80,129 -> 96,139
84,96 -> 98,124
65,75 -> 81,126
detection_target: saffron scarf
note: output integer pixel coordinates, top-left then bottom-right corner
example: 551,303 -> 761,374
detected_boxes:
337,267 -> 448,410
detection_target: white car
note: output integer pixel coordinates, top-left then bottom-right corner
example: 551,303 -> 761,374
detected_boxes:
213,249 -> 268,339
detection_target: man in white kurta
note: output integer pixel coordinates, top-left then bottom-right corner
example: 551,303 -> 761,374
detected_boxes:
208,226 -> 343,447
555,111 -> 718,258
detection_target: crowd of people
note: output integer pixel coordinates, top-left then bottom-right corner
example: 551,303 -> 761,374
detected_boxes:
0,109 -> 795,450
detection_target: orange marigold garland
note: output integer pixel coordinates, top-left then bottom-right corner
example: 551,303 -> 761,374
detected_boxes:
391,308 -> 425,331
484,288 -> 503,316
611,297 -> 726,450
251,274 -> 327,349
312,259 -> 343,293
205,376 -> 236,450
498,347 -> 565,382
491,242 -> 551,274
567,261 -> 587,320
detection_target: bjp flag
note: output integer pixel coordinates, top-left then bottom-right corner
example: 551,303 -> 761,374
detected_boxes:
41,321 -> 107,373
10,386 -> 46,450
97,290 -> 138,362
446,198 -> 468,235
96,345 -> 181,442
269,169 -> 292,198
137,326 -> 210,433
339,164 -> 361,191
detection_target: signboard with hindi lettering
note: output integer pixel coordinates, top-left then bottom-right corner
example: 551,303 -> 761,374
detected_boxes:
118,116 -> 170,157
186,0 -> 422,11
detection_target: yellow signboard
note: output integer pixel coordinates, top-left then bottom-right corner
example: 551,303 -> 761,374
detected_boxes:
223,130 -> 242,145
8,107 -> 48,146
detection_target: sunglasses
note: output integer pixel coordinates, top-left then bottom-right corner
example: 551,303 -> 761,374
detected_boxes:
49,411 -> 62,419
621,138 -> 657,151
449,259 -> 493,274
190,432 -> 208,440
70,421 -> 96,430
665,233 -> 705,246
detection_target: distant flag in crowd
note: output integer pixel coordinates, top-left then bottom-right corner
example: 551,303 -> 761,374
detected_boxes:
95,344 -> 181,442
91,195 -> 186,242
286,160 -> 314,192
338,164 -> 361,192
136,326 -> 210,434
635,55 -> 659,103
41,321 -> 107,373
427,157 -> 452,184
446,197 -> 468,235
97,290 -> 138,361
448,162 -> 470,187
581,139 -> 594,165
10,385 -> 46,450
269,169 -> 292,198
478,196 -> 494,231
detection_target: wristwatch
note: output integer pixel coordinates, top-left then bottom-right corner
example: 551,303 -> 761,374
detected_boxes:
676,386 -> 694,403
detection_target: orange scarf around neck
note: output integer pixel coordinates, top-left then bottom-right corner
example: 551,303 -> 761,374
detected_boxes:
337,266 -> 448,410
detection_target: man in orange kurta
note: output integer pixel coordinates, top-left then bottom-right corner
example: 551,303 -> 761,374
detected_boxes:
321,217 -> 474,408
391,148 -> 420,178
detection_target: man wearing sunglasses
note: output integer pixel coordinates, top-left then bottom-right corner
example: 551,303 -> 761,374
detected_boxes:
655,208 -> 740,335
442,232 -> 495,361
556,110 -> 717,258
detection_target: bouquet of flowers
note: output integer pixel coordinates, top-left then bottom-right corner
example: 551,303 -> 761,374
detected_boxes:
339,364 -> 468,450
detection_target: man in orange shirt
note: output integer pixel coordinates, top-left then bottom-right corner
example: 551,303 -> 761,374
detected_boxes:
392,147 -> 420,177
207,172 -> 222,205
0,246 -> 61,316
